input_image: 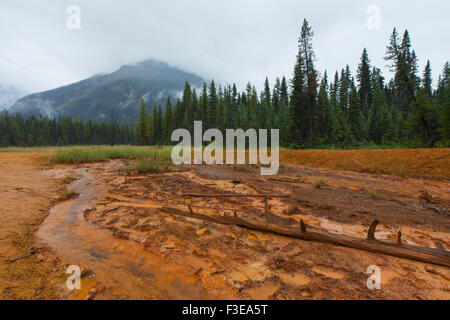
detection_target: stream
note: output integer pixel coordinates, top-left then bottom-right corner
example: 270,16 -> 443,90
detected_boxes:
37,166 -> 209,299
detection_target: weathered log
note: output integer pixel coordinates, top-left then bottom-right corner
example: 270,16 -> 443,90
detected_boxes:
161,207 -> 450,268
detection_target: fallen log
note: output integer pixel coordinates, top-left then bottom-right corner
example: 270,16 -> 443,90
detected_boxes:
161,206 -> 450,268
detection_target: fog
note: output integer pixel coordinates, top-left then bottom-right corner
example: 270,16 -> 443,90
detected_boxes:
0,0 -> 448,93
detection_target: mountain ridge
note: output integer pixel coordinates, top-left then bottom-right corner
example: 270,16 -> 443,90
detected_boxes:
9,59 -> 204,124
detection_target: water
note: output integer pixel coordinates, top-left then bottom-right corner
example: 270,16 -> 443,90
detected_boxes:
38,167 -> 209,299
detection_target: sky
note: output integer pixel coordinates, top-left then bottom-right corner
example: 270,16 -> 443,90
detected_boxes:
0,0 -> 449,94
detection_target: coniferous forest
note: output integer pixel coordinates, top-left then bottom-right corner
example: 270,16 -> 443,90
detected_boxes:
1,20 -> 449,149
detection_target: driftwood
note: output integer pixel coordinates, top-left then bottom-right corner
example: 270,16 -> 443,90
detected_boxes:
5,251 -> 34,264
161,206 -> 450,268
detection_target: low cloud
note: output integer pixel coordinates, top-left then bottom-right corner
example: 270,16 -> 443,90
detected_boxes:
0,0 -> 448,93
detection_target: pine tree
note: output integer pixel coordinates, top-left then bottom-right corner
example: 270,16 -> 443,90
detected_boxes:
357,48 -> 372,107
348,78 -> 361,143
137,98 -> 150,145
385,28 -> 419,112
163,101 -> 173,143
290,19 -> 318,148
408,90 -> 438,147
280,76 -> 289,107
316,71 -> 330,145
207,80 -> 218,129
272,77 -> 281,114
422,60 -> 433,98
230,83 -> 238,126
200,83 -> 208,125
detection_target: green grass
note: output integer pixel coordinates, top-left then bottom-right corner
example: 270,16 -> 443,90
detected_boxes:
367,190 -> 384,199
0,146 -> 67,153
46,146 -> 172,164
314,179 -> 326,189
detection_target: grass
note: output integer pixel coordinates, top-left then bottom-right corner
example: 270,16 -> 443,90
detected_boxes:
314,179 -> 326,189
1,145 -> 449,180
367,190 -> 384,199
48,146 -> 172,164
119,154 -> 176,175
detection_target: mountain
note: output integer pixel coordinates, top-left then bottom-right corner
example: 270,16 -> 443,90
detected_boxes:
0,85 -> 27,110
9,59 -> 204,124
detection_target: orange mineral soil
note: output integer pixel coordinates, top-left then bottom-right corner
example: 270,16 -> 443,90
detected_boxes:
1,150 -> 449,300
0,153 -> 64,299
40,159 -> 449,300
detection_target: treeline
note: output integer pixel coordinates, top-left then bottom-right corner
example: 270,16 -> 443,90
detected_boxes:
0,112 -> 135,147
137,20 -> 450,148
1,20 -> 449,149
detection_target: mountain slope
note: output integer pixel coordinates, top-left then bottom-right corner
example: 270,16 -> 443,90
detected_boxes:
10,60 -> 204,124
0,85 -> 26,110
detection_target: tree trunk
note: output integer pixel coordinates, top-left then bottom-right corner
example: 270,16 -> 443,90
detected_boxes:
161,207 -> 450,268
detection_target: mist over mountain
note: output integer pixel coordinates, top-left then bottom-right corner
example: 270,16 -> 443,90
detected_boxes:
9,60 -> 204,124
0,85 -> 27,110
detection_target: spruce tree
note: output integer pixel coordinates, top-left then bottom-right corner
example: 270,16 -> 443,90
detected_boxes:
207,80 -> 218,129
357,48 -> 373,107
422,60 -> 433,98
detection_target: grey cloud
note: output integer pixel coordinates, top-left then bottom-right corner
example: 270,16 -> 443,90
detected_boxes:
0,0 -> 448,93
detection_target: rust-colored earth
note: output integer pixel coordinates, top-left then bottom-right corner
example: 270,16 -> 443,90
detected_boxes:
0,153 -> 66,299
281,149 -> 450,180
1,150 -> 449,300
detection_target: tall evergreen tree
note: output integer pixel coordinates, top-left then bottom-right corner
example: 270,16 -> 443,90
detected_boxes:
357,48 -> 373,107
422,60 -> 433,98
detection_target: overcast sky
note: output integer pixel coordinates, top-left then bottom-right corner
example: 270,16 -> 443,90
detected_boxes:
0,0 -> 449,94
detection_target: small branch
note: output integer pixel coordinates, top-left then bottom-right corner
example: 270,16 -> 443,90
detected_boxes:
5,251 -> 34,264
397,231 -> 402,245
367,219 -> 379,240
300,220 -> 307,233
187,204 -> 195,215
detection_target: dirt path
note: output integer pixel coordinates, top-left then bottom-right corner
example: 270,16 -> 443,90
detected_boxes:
0,153 -> 61,299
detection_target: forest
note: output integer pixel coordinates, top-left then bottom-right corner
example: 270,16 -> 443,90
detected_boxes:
1,20 -> 449,149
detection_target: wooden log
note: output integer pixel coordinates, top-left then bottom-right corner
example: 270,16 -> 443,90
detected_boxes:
161,207 -> 450,268
182,193 -> 290,198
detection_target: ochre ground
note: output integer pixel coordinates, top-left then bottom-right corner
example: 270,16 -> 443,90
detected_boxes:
0,153 -> 65,299
0,149 -> 449,300
79,160 -> 449,299
281,149 -> 450,180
